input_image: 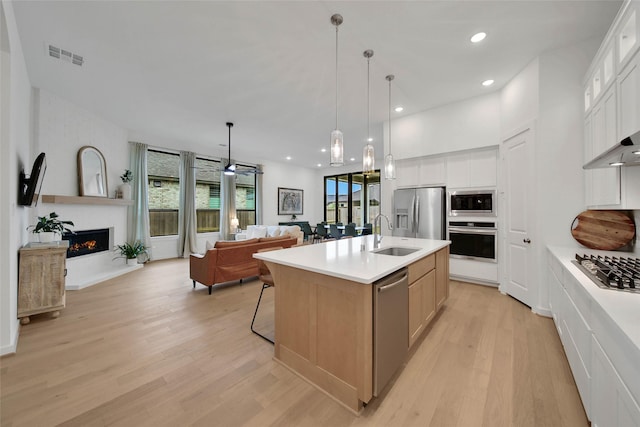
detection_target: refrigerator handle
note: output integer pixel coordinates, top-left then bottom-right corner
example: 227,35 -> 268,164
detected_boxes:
413,196 -> 420,234
410,195 -> 416,234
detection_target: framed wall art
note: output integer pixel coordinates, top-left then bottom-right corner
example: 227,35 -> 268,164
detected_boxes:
278,187 -> 303,215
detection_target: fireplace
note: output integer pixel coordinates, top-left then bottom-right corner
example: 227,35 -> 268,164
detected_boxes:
63,227 -> 113,258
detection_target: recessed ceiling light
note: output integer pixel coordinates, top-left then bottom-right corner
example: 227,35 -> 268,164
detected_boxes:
317,163 -> 322,167
367,137 -> 373,142
321,148 -> 327,153
286,156 -> 292,160
609,161 -> 625,166
470,32 -> 487,43
350,157 -> 356,162
633,150 -> 640,155
482,79 -> 494,87
394,106 -> 404,112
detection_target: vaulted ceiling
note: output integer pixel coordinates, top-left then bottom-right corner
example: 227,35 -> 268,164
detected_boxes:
12,1 -> 621,168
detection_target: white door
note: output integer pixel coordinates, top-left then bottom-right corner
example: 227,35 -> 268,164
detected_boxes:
501,126 -> 535,307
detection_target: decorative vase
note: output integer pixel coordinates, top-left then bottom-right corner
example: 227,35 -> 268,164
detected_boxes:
38,232 -> 59,243
118,183 -> 132,200
126,258 -> 138,266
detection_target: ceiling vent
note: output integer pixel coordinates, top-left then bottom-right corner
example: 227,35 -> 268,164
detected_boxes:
47,43 -> 84,67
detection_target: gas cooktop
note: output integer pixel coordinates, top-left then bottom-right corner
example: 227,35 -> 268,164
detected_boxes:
572,254 -> 640,293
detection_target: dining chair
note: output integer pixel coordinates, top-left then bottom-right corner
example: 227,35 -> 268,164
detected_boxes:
362,223 -> 373,235
344,224 -> 358,237
300,222 -> 317,243
251,247 -> 282,344
316,223 -> 329,241
329,224 -> 343,240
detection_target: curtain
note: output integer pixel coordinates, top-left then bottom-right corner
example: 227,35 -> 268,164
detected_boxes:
128,142 -> 152,259
178,151 -> 198,257
255,164 -> 263,225
219,168 -> 237,241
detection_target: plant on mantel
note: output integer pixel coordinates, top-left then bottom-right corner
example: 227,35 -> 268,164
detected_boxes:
27,212 -> 74,243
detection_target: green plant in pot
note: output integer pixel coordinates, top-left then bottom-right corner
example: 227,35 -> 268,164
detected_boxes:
114,241 -> 148,266
28,212 -> 74,243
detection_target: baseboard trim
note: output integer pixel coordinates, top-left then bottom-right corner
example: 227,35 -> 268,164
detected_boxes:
66,264 -> 143,290
0,322 -> 20,356
450,275 -> 499,288
532,306 -> 552,318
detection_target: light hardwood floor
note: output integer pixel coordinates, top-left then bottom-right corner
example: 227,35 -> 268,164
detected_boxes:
1,258 -> 588,426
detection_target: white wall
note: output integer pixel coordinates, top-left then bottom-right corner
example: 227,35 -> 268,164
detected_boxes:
391,92 -> 501,160
499,39 -> 601,315
1,0 -> 33,355
33,89 -> 131,289
500,58 -> 540,135
261,159 -> 320,226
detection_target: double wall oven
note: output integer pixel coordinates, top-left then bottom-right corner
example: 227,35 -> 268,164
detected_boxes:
447,190 -> 497,263
448,221 -> 497,263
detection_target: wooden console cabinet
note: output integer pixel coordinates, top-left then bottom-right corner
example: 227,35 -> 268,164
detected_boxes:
18,242 -> 68,324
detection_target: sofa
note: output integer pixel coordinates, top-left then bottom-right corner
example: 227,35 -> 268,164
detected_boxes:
190,235 -> 297,294
236,225 -> 304,245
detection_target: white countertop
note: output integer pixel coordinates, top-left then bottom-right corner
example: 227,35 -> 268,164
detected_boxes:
254,235 -> 450,284
548,245 -> 640,353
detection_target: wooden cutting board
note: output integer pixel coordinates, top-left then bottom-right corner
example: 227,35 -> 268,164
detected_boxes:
570,210 -> 636,251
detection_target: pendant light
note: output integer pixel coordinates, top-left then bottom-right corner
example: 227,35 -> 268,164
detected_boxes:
330,14 -> 344,167
362,49 -> 375,175
384,74 -> 396,180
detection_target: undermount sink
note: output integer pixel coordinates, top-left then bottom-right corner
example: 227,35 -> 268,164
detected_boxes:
371,247 -> 420,256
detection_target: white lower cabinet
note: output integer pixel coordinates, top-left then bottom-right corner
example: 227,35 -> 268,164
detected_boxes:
548,248 -> 640,426
549,265 -> 591,419
591,336 -> 640,427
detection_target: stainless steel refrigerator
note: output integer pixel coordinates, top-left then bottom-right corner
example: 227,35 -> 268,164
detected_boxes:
392,187 -> 445,239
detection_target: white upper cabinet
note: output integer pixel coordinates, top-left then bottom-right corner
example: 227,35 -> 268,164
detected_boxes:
589,86 -> 621,207
618,50 -> 640,138
396,156 -> 446,188
583,0 -> 640,210
395,158 -> 420,188
394,148 -> 496,190
446,149 -> 497,189
617,2 -> 639,67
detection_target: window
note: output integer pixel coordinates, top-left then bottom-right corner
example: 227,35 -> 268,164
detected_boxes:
147,150 -> 258,236
235,167 -> 256,230
324,171 -> 380,225
148,150 -> 180,237
195,157 -> 221,233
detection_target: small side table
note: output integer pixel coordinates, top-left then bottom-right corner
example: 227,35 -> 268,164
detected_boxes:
18,241 -> 69,324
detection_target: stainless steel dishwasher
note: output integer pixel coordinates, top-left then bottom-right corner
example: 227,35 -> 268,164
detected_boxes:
373,267 -> 409,396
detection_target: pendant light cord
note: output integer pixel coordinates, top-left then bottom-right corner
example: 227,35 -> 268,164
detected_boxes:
367,56 -> 371,141
335,24 -> 339,130
388,77 -> 391,155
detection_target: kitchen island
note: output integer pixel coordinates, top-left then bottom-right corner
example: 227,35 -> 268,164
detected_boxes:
254,235 -> 450,412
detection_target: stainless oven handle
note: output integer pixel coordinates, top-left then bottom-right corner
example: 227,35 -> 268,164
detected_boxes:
448,227 -> 497,235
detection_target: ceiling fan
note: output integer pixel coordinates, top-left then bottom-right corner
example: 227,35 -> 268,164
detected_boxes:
221,122 -> 263,176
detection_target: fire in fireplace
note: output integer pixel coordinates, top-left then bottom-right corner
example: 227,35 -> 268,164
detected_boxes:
63,228 -> 113,258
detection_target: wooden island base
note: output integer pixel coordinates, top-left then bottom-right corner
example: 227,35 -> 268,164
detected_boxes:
266,264 -> 372,412
265,245 -> 449,413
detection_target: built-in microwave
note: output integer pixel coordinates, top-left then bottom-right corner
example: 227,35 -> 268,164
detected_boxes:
449,190 -> 496,217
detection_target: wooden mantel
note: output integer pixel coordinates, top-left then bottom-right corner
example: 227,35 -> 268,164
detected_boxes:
41,195 -> 133,206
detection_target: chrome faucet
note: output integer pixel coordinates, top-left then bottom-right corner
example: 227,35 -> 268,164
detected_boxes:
373,214 -> 393,249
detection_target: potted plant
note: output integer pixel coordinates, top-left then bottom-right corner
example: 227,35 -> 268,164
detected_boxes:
28,212 -> 74,243
118,169 -> 133,200
114,241 -> 148,266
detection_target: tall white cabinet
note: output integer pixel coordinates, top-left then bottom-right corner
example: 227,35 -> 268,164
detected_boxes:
584,0 -> 640,209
